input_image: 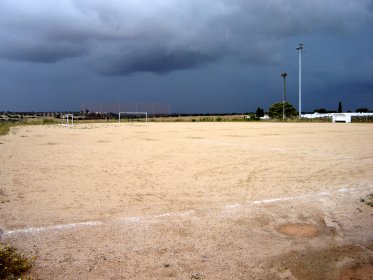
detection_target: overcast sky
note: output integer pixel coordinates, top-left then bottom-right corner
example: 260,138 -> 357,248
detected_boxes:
0,0 -> 372,113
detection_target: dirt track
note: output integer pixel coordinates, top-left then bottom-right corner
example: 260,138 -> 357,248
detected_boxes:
1,122 -> 372,279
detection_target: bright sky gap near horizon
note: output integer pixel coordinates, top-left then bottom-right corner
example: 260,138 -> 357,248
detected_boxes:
0,1 -> 372,113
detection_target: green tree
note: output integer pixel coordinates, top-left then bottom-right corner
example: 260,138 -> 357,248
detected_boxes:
268,102 -> 297,119
255,107 -> 264,117
355,108 -> 368,113
338,101 -> 342,113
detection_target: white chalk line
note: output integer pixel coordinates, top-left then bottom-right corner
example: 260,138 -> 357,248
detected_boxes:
6,221 -> 102,235
4,210 -> 198,236
117,210 -> 196,224
222,187 -> 358,209
4,185 -> 370,236
252,192 -> 327,205
250,187 -> 363,205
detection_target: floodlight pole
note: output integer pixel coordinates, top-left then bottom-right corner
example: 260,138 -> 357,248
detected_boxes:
281,72 -> 287,122
296,43 -> 304,119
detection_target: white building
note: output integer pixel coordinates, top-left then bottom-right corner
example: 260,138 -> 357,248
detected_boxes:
301,112 -> 373,123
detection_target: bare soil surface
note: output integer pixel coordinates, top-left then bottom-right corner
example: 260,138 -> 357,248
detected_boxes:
1,122 -> 372,279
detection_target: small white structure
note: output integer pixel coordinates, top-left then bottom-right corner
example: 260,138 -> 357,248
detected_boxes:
332,113 -> 351,123
302,112 -> 333,119
61,114 -> 74,126
302,112 -> 373,123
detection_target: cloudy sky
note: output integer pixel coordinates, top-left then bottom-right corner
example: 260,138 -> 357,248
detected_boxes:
0,0 -> 372,113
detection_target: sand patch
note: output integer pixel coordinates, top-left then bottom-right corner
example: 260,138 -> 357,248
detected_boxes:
1,122 -> 373,279
227,135 -> 246,138
44,142 -> 59,145
277,223 -> 319,237
272,245 -> 371,280
340,263 -> 373,280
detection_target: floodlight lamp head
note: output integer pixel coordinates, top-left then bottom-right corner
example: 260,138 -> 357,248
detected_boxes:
281,72 -> 287,78
296,43 -> 304,51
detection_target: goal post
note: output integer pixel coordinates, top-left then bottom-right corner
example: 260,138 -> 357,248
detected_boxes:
61,114 -> 74,126
118,112 -> 148,123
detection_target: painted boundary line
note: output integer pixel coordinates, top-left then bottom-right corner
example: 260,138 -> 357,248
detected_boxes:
4,186 -> 371,237
5,221 -> 103,235
251,189 -> 345,205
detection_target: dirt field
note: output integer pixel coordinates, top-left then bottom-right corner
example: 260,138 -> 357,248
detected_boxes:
1,122 -> 372,279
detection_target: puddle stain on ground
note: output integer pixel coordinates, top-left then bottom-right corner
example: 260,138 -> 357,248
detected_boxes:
340,262 -> 373,280
271,244 -> 373,280
277,223 -> 319,237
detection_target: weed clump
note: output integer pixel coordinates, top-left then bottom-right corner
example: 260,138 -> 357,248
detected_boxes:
360,193 -> 373,207
0,243 -> 34,279
0,123 -> 15,136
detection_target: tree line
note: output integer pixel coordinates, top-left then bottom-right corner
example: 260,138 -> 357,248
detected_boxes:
255,101 -> 372,119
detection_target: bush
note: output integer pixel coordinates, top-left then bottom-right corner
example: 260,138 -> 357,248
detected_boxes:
0,244 -> 34,279
268,102 -> 297,119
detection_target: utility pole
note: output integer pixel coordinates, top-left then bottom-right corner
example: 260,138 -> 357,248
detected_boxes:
281,72 -> 287,121
296,43 -> 304,119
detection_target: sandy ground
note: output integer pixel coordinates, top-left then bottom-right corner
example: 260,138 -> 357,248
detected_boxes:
0,122 -> 372,279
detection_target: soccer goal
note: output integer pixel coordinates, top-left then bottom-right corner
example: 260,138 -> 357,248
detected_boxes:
61,114 -> 74,126
118,112 -> 148,123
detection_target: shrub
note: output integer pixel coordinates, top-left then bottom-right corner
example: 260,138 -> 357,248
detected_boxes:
0,243 -> 34,279
268,102 -> 297,119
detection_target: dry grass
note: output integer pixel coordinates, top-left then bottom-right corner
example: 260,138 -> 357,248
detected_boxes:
0,123 -> 16,136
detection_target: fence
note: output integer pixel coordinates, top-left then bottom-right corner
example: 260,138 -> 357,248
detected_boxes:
80,102 -> 171,116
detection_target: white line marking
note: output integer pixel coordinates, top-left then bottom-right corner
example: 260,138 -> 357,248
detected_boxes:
225,204 -> 240,209
252,193 -> 316,205
153,210 -> 196,218
6,221 -> 102,235
117,217 -> 143,223
250,186 -> 367,205
124,210 -> 197,222
4,186 -> 370,236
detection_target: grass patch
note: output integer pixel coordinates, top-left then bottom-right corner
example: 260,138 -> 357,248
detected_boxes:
0,118 -> 60,137
0,123 -> 18,136
0,243 -> 34,279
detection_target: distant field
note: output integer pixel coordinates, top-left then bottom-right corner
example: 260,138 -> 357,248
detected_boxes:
1,122 -> 372,279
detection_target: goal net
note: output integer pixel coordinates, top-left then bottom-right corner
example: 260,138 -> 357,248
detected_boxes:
61,114 -> 74,126
119,112 -> 148,123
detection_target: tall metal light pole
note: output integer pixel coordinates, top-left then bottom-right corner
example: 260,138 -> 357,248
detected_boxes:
281,72 -> 287,121
296,43 -> 304,119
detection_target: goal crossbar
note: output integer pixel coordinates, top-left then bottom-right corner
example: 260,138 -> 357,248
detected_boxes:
119,112 -> 148,123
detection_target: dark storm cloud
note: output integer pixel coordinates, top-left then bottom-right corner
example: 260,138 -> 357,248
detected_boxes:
1,42 -> 85,63
101,48 -> 218,75
0,0 -> 372,74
